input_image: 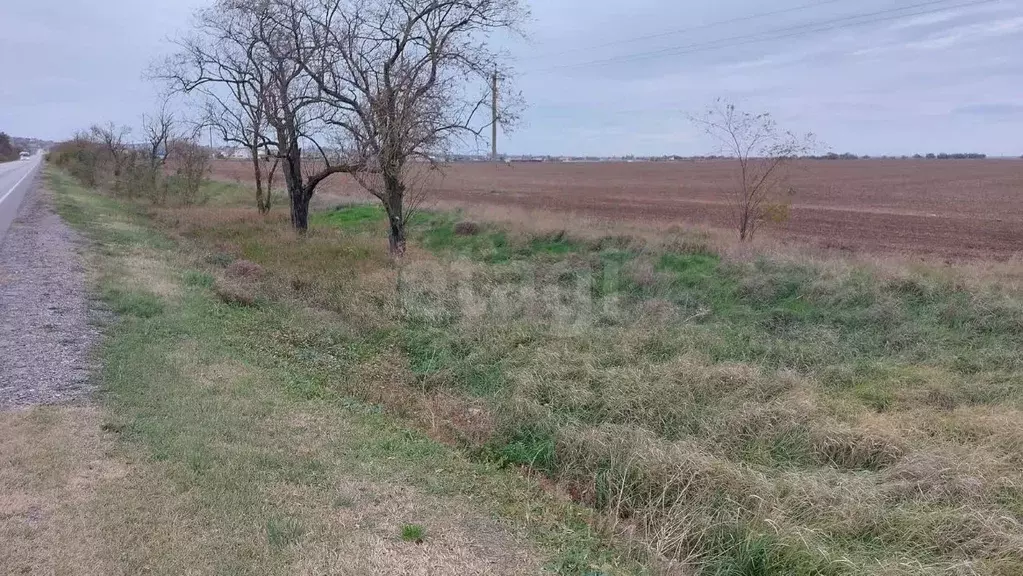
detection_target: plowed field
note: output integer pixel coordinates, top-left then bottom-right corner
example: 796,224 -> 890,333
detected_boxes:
213,159 -> 1023,259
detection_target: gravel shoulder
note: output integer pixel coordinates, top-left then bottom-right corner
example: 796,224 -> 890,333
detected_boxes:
0,178 -> 97,409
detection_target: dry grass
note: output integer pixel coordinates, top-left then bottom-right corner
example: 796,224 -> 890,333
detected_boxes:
296,479 -> 541,575
115,251 -> 182,299
43,169 -> 1023,575
308,206 -> 1023,573
20,169 -> 636,575
0,407 -> 123,575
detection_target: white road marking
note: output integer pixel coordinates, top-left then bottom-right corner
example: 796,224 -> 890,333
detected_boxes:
0,162 -> 37,206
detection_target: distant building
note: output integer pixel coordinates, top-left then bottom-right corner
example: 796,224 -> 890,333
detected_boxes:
217,147 -> 251,160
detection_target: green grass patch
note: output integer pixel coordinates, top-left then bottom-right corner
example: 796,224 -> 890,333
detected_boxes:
106,289 -> 164,318
704,526 -> 846,576
415,212 -> 513,263
311,203 -> 387,230
493,426 -> 557,475
184,270 -> 215,288
400,523 -> 425,543
266,516 -> 305,549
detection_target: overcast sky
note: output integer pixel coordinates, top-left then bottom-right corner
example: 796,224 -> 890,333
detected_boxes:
1,0 -> 1021,156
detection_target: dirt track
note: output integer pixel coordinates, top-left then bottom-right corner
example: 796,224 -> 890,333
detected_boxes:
213,159 -> 1023,259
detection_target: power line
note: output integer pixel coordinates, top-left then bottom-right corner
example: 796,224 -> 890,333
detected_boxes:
526,0 -> 1003,72
519,0 -> 848,61
522,0 -> 985,72
522,0 -> 1004,74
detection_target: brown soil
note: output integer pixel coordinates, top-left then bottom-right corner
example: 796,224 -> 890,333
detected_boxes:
212,159 -> 1023,259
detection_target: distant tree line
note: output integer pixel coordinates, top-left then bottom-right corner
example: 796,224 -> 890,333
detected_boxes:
813,152 -> 989,160
0,132 -> 23,162
529,151 -> 1001,163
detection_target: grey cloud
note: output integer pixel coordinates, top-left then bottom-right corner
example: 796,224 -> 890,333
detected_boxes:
2,0 -> 1023,156
954,103 -> 1023,117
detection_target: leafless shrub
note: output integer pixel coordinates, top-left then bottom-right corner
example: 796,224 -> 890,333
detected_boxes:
140,103 -> 176,204
53,122 -> 207,206
48,135 -> 104,187
166,138 -> 211,204
89,122 -> 133,194
693,100 -> 820,242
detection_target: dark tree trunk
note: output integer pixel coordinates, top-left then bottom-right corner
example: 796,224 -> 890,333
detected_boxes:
383,169 -> 406,257
388,213 -> 406,257
280,137 -> 308,231
291,190 -> 310,231
251,150 -> 268,214
284,170 -> 308,231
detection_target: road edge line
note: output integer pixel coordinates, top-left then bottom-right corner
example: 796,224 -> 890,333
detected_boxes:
0,162 -> 39,206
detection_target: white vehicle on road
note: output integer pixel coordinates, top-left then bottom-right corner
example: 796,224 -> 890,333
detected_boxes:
19,151 -> 30,160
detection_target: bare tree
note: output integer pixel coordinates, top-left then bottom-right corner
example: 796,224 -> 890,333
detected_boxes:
199,93 -> 282,213
89,122 -> 132,193
160,0 -> 364,228
189,12 -> 278,214
693,100 -> 818,242
284,0 -> 528,255
167,136 -> 212,204
141,102 -> 176,202
161,1 -> 277,213
262,151 -> 280,210
55,131 -> 103,187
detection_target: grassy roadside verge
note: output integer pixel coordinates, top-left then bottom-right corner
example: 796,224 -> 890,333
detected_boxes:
13,165 -> 1022,576
304,203 -> 1023,575
152,184 -> 1023,575
2,169 -> 639,575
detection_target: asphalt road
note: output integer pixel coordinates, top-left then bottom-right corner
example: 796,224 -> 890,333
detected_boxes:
0,156 -> 43,243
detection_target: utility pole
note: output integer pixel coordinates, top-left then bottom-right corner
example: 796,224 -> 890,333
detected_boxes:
491,70 -> 498,161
